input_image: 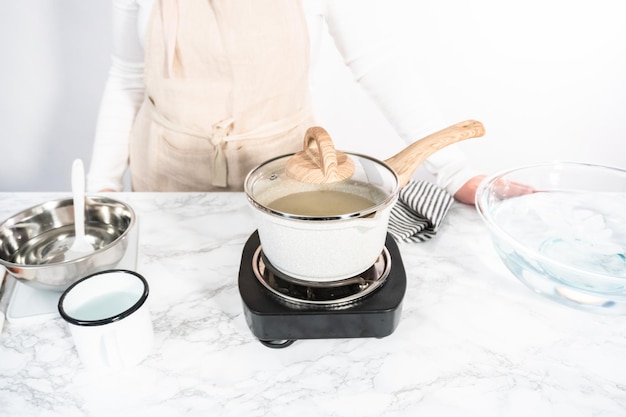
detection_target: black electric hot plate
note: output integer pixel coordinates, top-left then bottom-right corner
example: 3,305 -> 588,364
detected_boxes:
238,231 -> 406,348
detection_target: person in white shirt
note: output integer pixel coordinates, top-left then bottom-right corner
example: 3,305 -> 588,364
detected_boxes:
87,0 -> 485,204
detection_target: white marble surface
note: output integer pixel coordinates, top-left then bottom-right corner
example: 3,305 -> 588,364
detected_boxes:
0,192 -> 625,417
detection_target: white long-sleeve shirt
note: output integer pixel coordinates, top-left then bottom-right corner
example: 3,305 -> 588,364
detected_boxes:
87,0 -> 478,193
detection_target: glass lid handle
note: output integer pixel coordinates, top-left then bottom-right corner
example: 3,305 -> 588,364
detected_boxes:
285,126 -> 355,184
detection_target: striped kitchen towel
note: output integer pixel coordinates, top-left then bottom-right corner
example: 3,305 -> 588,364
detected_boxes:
388,180 -> 454,242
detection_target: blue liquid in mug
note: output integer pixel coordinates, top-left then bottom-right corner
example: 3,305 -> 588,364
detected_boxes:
70,292 -> 138,321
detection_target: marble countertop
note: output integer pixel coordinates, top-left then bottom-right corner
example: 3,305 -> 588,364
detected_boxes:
0,192 -> 625,417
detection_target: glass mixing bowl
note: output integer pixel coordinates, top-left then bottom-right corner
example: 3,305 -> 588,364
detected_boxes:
476,161 -> 626,314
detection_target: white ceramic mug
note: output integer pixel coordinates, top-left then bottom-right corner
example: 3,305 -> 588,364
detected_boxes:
58,269 -> 154,373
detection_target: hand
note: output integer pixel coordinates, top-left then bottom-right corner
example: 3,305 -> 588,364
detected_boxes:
454,174 -> 535,205
453,175 -> 486,205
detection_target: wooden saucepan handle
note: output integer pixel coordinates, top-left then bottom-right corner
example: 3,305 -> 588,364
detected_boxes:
385,120 -> 486,188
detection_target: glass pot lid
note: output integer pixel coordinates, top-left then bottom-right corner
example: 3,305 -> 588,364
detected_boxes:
244,152 -> 399,221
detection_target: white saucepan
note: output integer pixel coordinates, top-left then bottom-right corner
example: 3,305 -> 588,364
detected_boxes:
244,120 -> 485,282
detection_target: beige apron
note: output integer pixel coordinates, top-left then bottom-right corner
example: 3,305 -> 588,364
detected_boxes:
129,0 -> 314,191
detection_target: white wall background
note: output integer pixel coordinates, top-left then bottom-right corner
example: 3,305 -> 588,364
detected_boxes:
0,1 -> 112,192
1,0 -> 624,192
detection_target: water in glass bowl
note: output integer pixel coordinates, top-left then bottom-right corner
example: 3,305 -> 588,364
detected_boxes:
491,191 -> 626,296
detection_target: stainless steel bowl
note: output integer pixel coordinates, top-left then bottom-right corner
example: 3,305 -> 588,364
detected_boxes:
476,161 -> 626,314
0,196 -> 136,291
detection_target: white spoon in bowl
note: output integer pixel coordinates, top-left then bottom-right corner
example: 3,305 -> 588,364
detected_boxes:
65,159 -> 94,260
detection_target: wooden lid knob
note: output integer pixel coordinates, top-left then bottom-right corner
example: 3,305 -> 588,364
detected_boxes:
286,127 -> 355,183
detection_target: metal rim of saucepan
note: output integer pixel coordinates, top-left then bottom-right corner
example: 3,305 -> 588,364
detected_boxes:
244,152 -> 401,222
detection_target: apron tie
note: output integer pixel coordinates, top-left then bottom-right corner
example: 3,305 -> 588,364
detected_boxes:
147,97 -> 310,189
209,118 -> 234,188
148,97 -> 236,187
